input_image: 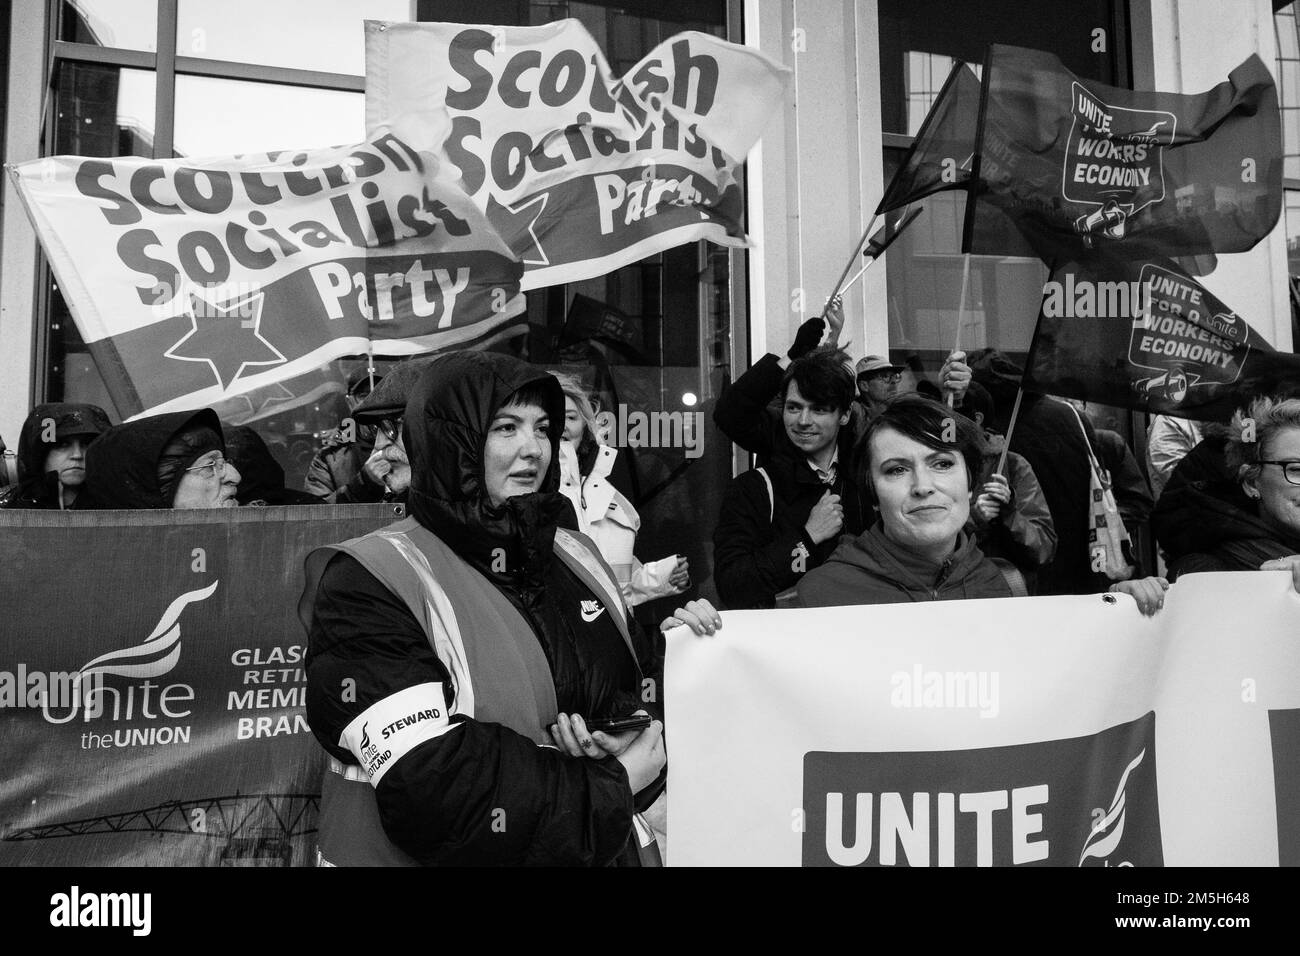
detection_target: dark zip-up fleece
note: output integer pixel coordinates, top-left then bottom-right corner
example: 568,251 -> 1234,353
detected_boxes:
797,522 -> 1012,607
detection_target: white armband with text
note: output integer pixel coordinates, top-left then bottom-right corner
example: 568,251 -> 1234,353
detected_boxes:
338,682 -> 459,787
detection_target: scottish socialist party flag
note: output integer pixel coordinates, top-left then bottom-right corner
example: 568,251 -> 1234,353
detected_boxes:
962,45 -> 1281,262
876,61 -> 982,216
1024,254 -> 1300,421
10,135 -> 526,420
366,19 -> 790,290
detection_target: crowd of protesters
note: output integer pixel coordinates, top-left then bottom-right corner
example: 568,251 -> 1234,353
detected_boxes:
6,298 -> 1300,868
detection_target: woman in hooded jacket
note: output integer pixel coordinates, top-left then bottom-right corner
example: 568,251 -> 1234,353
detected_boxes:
1153,396 -> 1300,591
0,403 -> 111,510
83,409 -> 241,509
551,371 -> 689,607
300,353 -> 718,866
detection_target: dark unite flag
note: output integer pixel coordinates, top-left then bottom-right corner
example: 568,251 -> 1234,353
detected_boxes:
876,62 -> 982,215
963,45 -> 1281,262
1025,254 -> 1300,421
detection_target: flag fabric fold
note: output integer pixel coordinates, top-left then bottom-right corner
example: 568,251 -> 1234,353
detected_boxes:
876,61 -> 981,216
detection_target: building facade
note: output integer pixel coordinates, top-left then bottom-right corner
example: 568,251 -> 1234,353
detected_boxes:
2,0 -> 1298,602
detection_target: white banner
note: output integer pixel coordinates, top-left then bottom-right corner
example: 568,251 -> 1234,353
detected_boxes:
666,572 -> 1300,866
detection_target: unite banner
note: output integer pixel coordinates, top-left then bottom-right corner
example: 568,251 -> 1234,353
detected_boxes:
9,135 -> 526,420
666,573 -> 1300,866
365,19 -> 790,289
0,505 -> 393,866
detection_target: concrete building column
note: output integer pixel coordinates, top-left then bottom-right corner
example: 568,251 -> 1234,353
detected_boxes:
743,0 -> 888,366
0,0 -> 47,444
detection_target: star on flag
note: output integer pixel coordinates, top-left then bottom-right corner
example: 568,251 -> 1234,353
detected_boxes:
486,191 -> 551,266
164,289 -> 287,392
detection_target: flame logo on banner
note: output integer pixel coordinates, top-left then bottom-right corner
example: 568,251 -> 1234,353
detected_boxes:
1078,748 -> 1146,866
76,581 -> 219,680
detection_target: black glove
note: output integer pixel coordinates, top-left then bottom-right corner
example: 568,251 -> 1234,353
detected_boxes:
788,317 -> 826,360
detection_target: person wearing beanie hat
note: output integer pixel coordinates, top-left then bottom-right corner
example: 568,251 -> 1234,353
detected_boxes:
0,402 -> 112,510
84,409 -> 241,509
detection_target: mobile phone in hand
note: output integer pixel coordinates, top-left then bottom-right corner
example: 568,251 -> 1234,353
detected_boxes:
586,713 -> 653,735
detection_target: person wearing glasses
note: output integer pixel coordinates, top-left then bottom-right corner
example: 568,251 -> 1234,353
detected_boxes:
83,409 -> 241,510
854,355 -> 905,418
1153,395 -> 1300,593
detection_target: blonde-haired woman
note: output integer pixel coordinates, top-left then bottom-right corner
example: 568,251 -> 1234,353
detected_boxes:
1154,395 -> 1300,592
550,371 -> 689,606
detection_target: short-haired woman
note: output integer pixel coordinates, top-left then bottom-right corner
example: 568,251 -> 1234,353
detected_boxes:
797,394 -> 1011,606
797,394 -> 1168,614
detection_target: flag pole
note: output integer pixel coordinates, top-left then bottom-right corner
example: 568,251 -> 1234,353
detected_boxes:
947,254 -> 972,407
827,213 -> 881,304
995,386 -> 1024,476
840,259 -> 873,294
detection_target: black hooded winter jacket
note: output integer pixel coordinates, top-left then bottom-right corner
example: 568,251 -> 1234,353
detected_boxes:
82,409 -> 224,509
305,352 -> 662,866
0,403 -> 111,509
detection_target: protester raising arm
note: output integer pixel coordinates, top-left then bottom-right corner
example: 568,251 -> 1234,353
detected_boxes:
713,298 -> 840,459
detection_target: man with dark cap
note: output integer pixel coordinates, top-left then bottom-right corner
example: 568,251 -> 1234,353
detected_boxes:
305,366 -> 385,501
312,358 -> 436,504
0,403 -> 112,509
84,409 -> 241,509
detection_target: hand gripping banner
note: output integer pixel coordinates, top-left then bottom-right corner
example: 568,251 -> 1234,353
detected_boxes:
665,573 -> 1300,866
365,19 -> 790,290
9,134 -> 526,420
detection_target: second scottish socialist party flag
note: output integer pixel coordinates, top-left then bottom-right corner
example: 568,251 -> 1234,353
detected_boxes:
366,19 -> 789,290
963,45 -> 1280,261
876,61 -> 982,215
1025,254 -> 1300,421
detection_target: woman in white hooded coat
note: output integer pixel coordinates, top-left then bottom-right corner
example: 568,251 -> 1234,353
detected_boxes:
551,372 -> 689,607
